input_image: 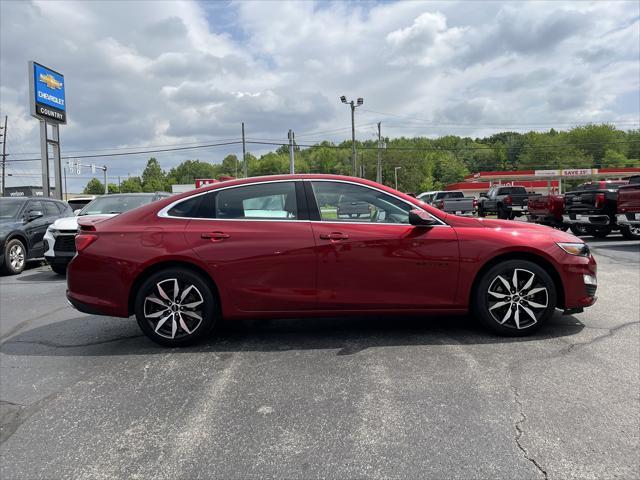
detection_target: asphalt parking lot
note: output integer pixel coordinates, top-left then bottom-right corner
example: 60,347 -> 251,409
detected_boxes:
0,235 -> 638,479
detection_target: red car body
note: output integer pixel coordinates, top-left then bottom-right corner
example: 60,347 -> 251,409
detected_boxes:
67,175 -> 596,323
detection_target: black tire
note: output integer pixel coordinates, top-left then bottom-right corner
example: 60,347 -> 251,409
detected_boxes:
1,238 -> 26,275
477,205 -> 486,217
620,224 -> 640,240
585,225 -> 611,239
570,225 -> 589,236
474,259 -> 557,336
497,206 -> 509,219
555,225 -> 569,232
134,268 -> 218,347
50,264 -> 67,275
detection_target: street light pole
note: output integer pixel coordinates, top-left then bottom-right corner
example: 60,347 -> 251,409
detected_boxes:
394,166 -> 401,191
341,96 -> 363,177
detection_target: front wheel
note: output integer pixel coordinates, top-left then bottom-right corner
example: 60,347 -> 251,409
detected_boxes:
474,260 -> 557,336
50,264 -> 67,275
620,224 -> 640,240
134,268 -> 218,347
1,239 -> 26,275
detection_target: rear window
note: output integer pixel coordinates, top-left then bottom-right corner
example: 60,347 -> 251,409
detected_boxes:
498,187 -> 526,195
436,192 -> 464,199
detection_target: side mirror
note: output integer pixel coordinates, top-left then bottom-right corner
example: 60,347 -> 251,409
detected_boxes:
409,209 -> 438,227
479,193 -> 488,198
25,210 -> 43,222
74,209 -> 82,216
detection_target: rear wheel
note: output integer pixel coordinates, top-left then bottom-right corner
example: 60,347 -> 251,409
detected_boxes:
570,225 -> 589,236
1,239 -> 26,275
474,260 -> 557,336
497,205 -> 509,219
134,268 -> 218,346
620,224 -> 640,240
477,205 -> 486,217
586,225 -> 611,239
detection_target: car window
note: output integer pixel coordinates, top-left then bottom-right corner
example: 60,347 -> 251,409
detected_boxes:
215,182 -> 298,220
440,192 -> 464,199
43,201 -> 60,216
311,181 -> 412,224
167,193 -> 213,218
27,200 -> 43,214
0,199 -> 26,219
80,195 -> 155,215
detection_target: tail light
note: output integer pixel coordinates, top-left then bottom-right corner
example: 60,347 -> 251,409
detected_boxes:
595,193 -> 605,209
75,233 -> 97,253
473,199 -> 478,209
504,195 -> 512,206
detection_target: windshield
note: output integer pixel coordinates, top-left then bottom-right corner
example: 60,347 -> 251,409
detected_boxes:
0,199 -> 25,219
79,195 -> 154,215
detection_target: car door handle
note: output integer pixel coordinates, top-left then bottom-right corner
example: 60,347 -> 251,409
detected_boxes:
319,232 -> 349,241
201,232 -> 230,241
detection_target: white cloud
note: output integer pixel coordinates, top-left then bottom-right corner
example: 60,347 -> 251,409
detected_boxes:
0,0 -> 638,191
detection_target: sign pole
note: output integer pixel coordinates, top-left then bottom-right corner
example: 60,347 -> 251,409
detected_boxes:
39,120 -> 51,197
51,123 -> 62,199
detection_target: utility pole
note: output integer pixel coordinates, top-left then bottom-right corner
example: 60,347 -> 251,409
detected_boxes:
340,96 -> 363,177
103,165 -> 108,194
288,129 -> 295,174
394,166 -> 402,191
242,122 -> 247,178
376,122 -> 382,184
0,116 -> 7,196
63,167 -> 67,200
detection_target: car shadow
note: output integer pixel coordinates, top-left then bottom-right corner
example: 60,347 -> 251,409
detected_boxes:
0,312 -> 585,357
15,270 -> 65,282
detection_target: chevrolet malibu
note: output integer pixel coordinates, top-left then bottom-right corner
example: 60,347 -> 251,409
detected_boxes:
66,175 -> 597,347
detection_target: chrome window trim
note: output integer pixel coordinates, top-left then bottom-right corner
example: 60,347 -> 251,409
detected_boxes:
157,179 -> 303,222
306,178 -> 449,227
157,177 -> 450,227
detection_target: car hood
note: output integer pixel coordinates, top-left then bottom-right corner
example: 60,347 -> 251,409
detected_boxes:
51,214 -> 116,230
476,217 -> 581,242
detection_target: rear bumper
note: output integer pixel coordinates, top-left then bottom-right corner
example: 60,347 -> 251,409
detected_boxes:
526,214 -> 564,226
616,213 -> 640,226
562,214 -> 610,226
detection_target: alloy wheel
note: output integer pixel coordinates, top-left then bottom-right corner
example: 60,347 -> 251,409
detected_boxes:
486,268 -> 549,330
9,243 -> 25,271
143,278 -> 204,339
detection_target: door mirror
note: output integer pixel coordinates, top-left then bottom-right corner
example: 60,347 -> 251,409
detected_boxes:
74,209 -> 82,216
25,210 -> 43,222
479,193 -> 488,198
409,209 -> 438,227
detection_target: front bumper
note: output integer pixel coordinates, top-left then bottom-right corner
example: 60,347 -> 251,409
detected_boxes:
560,257 -> 598,310
616,213 -> 640,226
562,214 -> 610,226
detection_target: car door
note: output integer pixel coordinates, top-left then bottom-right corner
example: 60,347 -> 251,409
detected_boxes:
306,180 -> 459,310
23,200 -> 48,257
182,180 -> 318,312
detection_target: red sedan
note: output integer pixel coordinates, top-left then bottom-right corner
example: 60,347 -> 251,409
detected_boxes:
67,175 -> 597,346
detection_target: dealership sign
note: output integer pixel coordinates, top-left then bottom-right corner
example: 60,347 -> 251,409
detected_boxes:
29,61 -> 66,123
535,168 -> 597,177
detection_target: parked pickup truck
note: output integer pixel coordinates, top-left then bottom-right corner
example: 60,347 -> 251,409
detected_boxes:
562,180 -> 628,239
526,194 -> 568,231
477,186 -> 536,219
417,190 -> 475,215
616,175 -> 640,240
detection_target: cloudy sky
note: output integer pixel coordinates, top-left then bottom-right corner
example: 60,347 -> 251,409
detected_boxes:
1,0 -> 638,191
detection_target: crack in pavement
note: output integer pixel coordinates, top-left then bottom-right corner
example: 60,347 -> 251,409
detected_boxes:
0,306 -> 71,342
1,334 -> 144,349
558,321 -> 640,357
0,392 -> 61,444
512,387 -> 549,480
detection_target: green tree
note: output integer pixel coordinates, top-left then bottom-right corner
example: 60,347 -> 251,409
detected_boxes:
220,154 -> 240,177
141,157 -> 167,192
83,178 -> 105,194
566,124 -> 627,166
107,183 -> 120,194
167,160 -> 220,184
120,176 -> 143,193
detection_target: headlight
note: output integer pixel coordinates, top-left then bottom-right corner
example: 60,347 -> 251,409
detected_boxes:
48,227 -> 59,235
557,242 -> 590,257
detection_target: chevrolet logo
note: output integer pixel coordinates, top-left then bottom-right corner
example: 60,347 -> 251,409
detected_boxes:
39,73 -> 63,90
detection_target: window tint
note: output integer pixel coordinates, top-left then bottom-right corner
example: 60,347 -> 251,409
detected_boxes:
311,181 -> 412,224
27,200 -> 43,213
215,182 -> 298,220
43,201 -> 60,216
167,193 -> 213,218
439,192 -> 464,199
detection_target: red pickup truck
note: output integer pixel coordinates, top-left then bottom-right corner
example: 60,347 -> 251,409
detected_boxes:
526,194 -> 568,231
616,175 -> 640,240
